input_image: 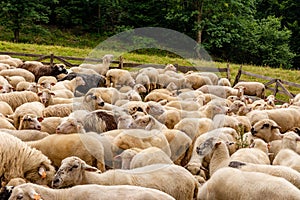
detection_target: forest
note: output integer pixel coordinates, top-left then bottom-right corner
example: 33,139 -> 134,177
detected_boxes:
0,0 -> 299,69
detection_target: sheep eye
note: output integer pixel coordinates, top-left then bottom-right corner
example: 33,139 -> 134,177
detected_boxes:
91,95 -> 97,100
17,194 -> 23,200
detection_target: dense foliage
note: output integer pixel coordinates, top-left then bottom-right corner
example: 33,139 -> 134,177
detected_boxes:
0,0 -> 299,69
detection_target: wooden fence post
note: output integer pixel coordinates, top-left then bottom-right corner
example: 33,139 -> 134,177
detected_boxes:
50,53 -> 54,66
233,65 -> 242,87
119,56 -> 124,69
226,63 -> 230,81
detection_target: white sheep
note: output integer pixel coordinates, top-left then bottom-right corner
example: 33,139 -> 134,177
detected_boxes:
157,64 -> 177,74
26,133 -> 105,171
230,138 -> 270,165
51,76 -> 85,93
0,129 -> 49,141
273,148 -> 300,172
42,103 -> 73,117
0,132 -> 55,186
12,101 -> 44,130
40,117 -> 62,134
0,113 -> 15,130
70,66 -> 99,75
197,167 -> 300,200
198,85 -> 238,98
112,129 -> 171,157
52,157 -> 198,200
229,161 -> 300,189
0,91 -> 39,111
130,147 -> 173,169
0,68 -> 35,82
185,128 -> 238,176
4,75 -> 26,89
15,81 -> 39,93
9,183 -> 175,200
162,129 -> 192,165
234,81 -> 266,98
247,108 -> 300,133
129,114 -> 167,130
250,119 -> 282,142
0,101 -> 13,116
79,54 -> 114,76
38,88 -> 73,107
106,68 -> 135,88
37,76 -> 57,89
52,89 -> 74,99
135,73 -> 151,92
268,131 -> 300,162
185,73 -> 213,89
138,67 -> 159,91
217,77 -> 231,87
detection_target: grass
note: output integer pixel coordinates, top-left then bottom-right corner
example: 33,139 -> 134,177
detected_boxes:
0,40 -> 299,102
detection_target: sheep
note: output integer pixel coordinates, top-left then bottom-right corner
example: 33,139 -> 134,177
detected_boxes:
4,76 -> 25,89
112,129 -> 171,157
17,114 -> 44,131
70,66 -> 99,75
52,89 -> 74,99
0,59 -> 18,67
165,100 -> 201,111
229,161 -> 300,189
26,133 -> 105,171
117,147 -> 173,169
230,138 -> 270,165
0,75 -> 13,93
185,74 -> 213,89
15,81 -> 39,93
106,69 -> 135,88
0,55 -> 11,60
56,110 -> 118,134
79,54 -> 114,76
250,119 -> 282,142
12,102 -> 44,130
40,117 -> 62,134
174,118 -> 213,140
0,129 -> 49,141
184,128 -> 238,177
162,129 -> 192,165
268,131 -> 300,161
217,77 -> 231,87
9,183 -> 175,200
157,74 -> 191,89
135,73 -> 151,92
0,63 -> 10,71
58,72 -> 106,95
194,72 -> 219,85
0,69 -> 35,82
37,76 -> 57,89
19,63 -> 68,82
197,167 -> 300,200
0,91 -> 39,111
42,103 -> 72,117
0,114 -> 15,130
138,67 -> 159,91
129,114 -> 167,130
144,91 -> 178,102
273,149 -> 300,172
51,76 -> 85,93
52,157 -> 198,200
120,101 -> 150,115
247,108 -> 300,133
0,101 -> 13,116
233,81 -> 266,98
198,85 -> 238,98
157,63 -> 177,74
37,89 -> 73,107
0,132 -> 55,186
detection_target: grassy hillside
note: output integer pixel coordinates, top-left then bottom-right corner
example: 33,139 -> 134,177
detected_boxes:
0,41 -> 299,102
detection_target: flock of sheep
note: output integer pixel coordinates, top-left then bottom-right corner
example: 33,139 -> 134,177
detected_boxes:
0,53 -> 300,200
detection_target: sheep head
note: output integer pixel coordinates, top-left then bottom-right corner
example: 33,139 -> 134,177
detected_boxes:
19,114 -> 43,130
250,119 -> 281,142
52,156 -> 98,189
8,184 -> 43,200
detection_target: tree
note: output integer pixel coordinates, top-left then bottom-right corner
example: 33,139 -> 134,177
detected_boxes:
0,0 -> 52,42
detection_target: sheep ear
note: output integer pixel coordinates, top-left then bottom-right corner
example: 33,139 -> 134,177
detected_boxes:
38,166 -> 47,179
215,141 -> 222,146
84,93 -> 93,102
29,189 -> 42,200
82,164 -> 99,172
271,125 -> 281,130
50,92 -> 55,96
0,85 -> 4,90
